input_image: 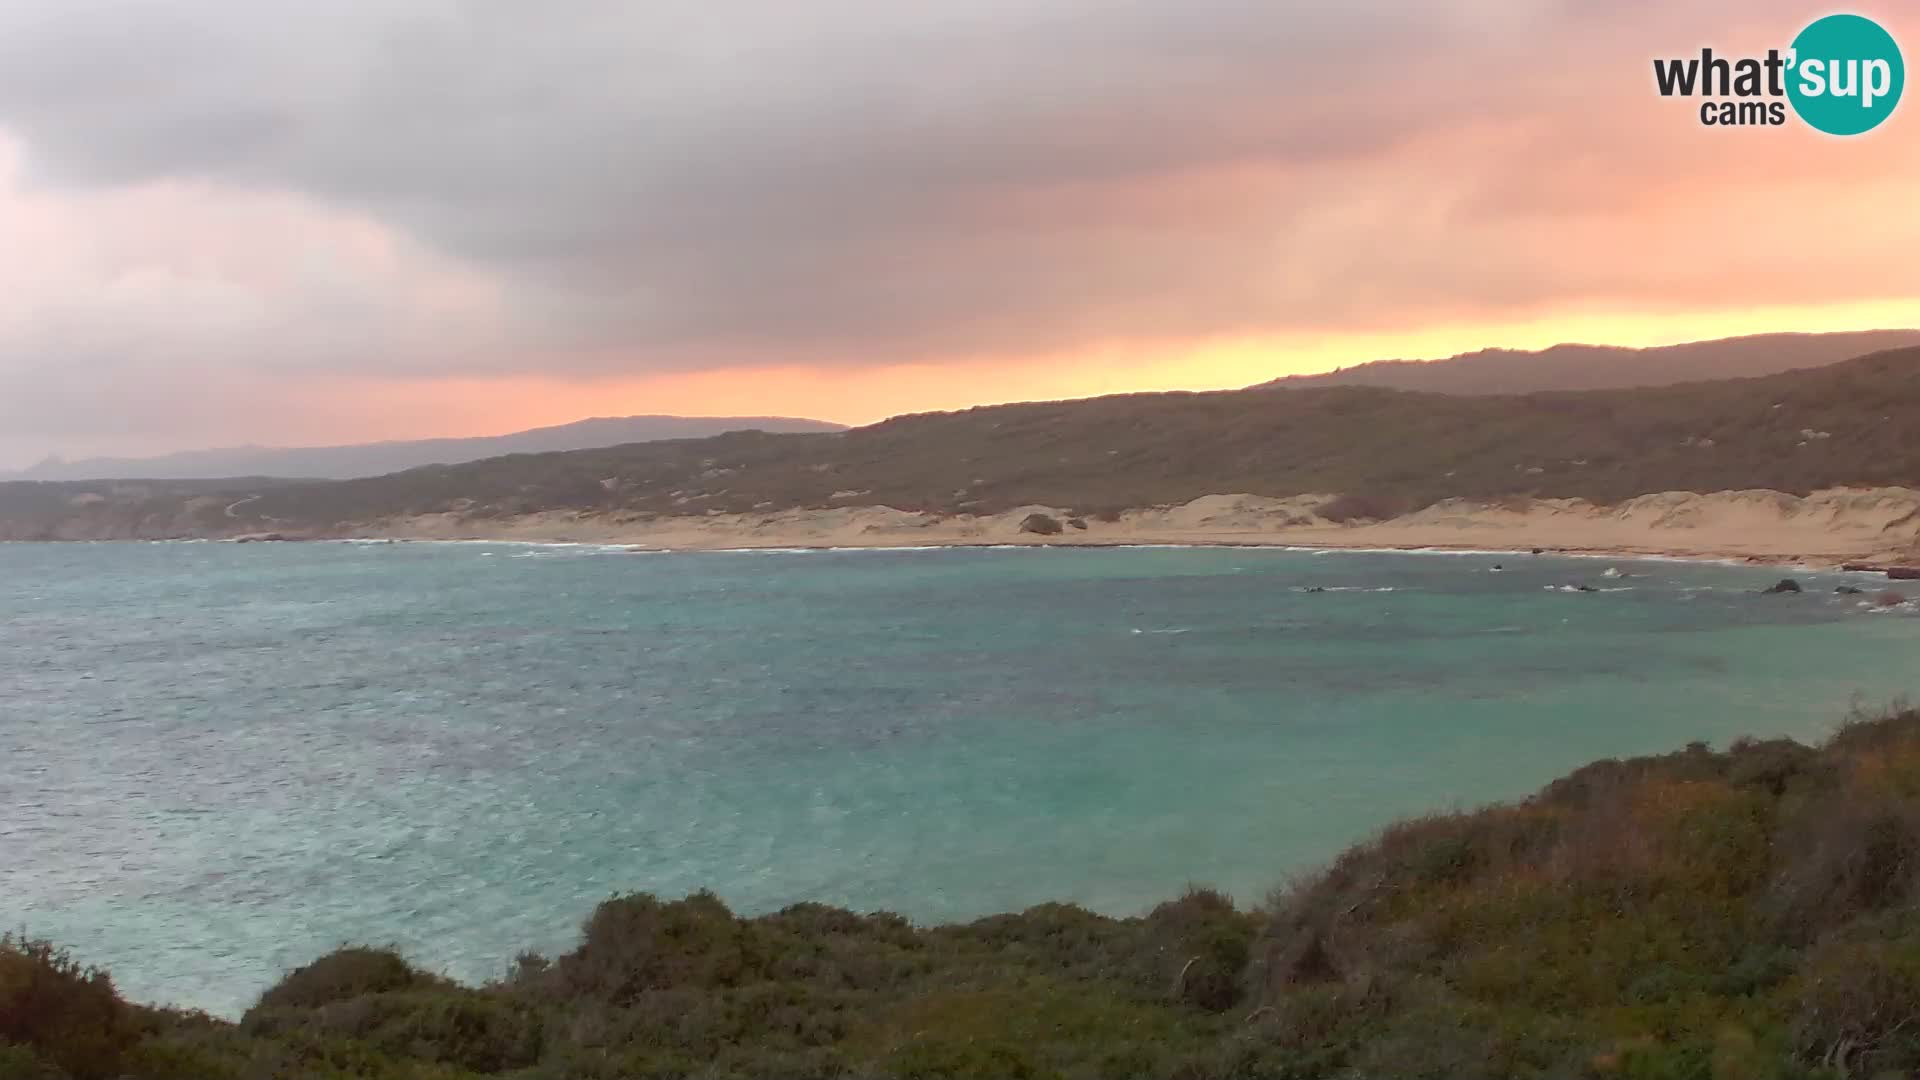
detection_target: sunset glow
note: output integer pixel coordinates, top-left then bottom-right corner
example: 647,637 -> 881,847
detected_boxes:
0,2 -> 1916,463
302,298 -> 1920,444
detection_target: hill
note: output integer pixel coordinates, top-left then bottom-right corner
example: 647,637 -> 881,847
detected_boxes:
10,706 -> 1920,1079
1255,329 -> 1920,394
2,415 -> 847,481
5,345 -> 1920,540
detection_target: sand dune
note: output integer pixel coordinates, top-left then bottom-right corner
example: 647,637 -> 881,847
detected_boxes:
365,487 -> 1920,566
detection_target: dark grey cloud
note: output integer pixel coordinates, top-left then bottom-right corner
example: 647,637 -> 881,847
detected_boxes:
0,0 -> 1910,464
0,0 -> 1580,373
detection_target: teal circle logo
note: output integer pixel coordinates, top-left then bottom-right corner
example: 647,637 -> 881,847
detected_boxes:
1787,14 -> 1904,135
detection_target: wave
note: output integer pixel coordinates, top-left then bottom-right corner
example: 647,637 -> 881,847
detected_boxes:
1861,600 -> 1918,614
1306,546 -> 1517,557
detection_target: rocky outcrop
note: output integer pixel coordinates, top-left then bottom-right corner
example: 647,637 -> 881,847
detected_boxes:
1841,563 -> 1920,579
1018,513 -> 1064,536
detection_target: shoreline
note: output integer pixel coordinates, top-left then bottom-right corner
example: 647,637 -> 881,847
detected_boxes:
56,531 -> 1813,569
350,535 -> 1789,569
32,531 -> 1918,574
12,487 -> 1920,573
281,486 -> 1920,573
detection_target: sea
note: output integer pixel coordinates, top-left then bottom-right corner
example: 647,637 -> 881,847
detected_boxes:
3,540 -> 1917,1016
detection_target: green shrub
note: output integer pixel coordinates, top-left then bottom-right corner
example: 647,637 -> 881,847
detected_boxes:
1773,792 -> 1920,937
118,1034 -> 247,1080
557,891 -> 759,1002
18,708 -> 1920,1079
0,1041 -> 66,1080
757,904 -> 925,990
946,902 -> 1130,980
1145,888 -> 1256,1012
246,986 -> 543,1074
885,1035 -> 1046,1080
1336,985 -> 1586,1080
1314,492 -> 1410,523
1724,737 -> 1822,797
1792,931 -> 1920,1076
360,990 -> 544,1073
1017,512 -> 1064,536
252,946 -> 431,1012
0,936 -> 134,1080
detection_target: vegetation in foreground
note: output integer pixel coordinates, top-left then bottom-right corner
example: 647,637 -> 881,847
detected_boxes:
9,708 -> 1920,1079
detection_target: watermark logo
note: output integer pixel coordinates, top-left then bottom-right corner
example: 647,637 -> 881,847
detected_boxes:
1788,14 -> 1904,134
1654,13 -> 1904,134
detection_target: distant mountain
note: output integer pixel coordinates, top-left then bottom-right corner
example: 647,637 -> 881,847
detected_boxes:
6,415 -> 848,481
1254,330 -> 1920,395
12,343 -> 1920,541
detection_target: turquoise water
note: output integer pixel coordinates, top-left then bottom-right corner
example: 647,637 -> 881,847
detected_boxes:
3,541 -> 1917,1016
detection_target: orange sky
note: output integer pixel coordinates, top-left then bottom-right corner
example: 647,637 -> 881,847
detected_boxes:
0,2 -> 1917,462
304,299 -> 1920,441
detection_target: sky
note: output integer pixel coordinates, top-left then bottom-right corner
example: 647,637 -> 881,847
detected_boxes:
0,1 -> 1916,466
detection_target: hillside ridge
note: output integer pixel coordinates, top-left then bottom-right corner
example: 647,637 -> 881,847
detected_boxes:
1255,329 -> 1920,394
4,345 -> 1920,543
5,414 -> 847,482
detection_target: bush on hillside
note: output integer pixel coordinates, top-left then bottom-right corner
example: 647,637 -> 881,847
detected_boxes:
251,946 -> 432,1012
1017,512 -> 1064,535
553,890 -> 764,1002
1314,492 -> 1413,523
0,936 -> 135,1080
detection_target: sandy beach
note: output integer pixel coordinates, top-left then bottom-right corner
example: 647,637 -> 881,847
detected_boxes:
350,487 -> 1920,568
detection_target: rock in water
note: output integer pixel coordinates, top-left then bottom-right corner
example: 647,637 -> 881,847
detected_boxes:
1762,579 -> 1803,595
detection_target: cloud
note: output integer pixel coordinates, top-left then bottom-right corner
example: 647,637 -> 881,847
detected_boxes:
0,133 -> 529,461
0,2 -> 1478,361
0,0 -> 1915,460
